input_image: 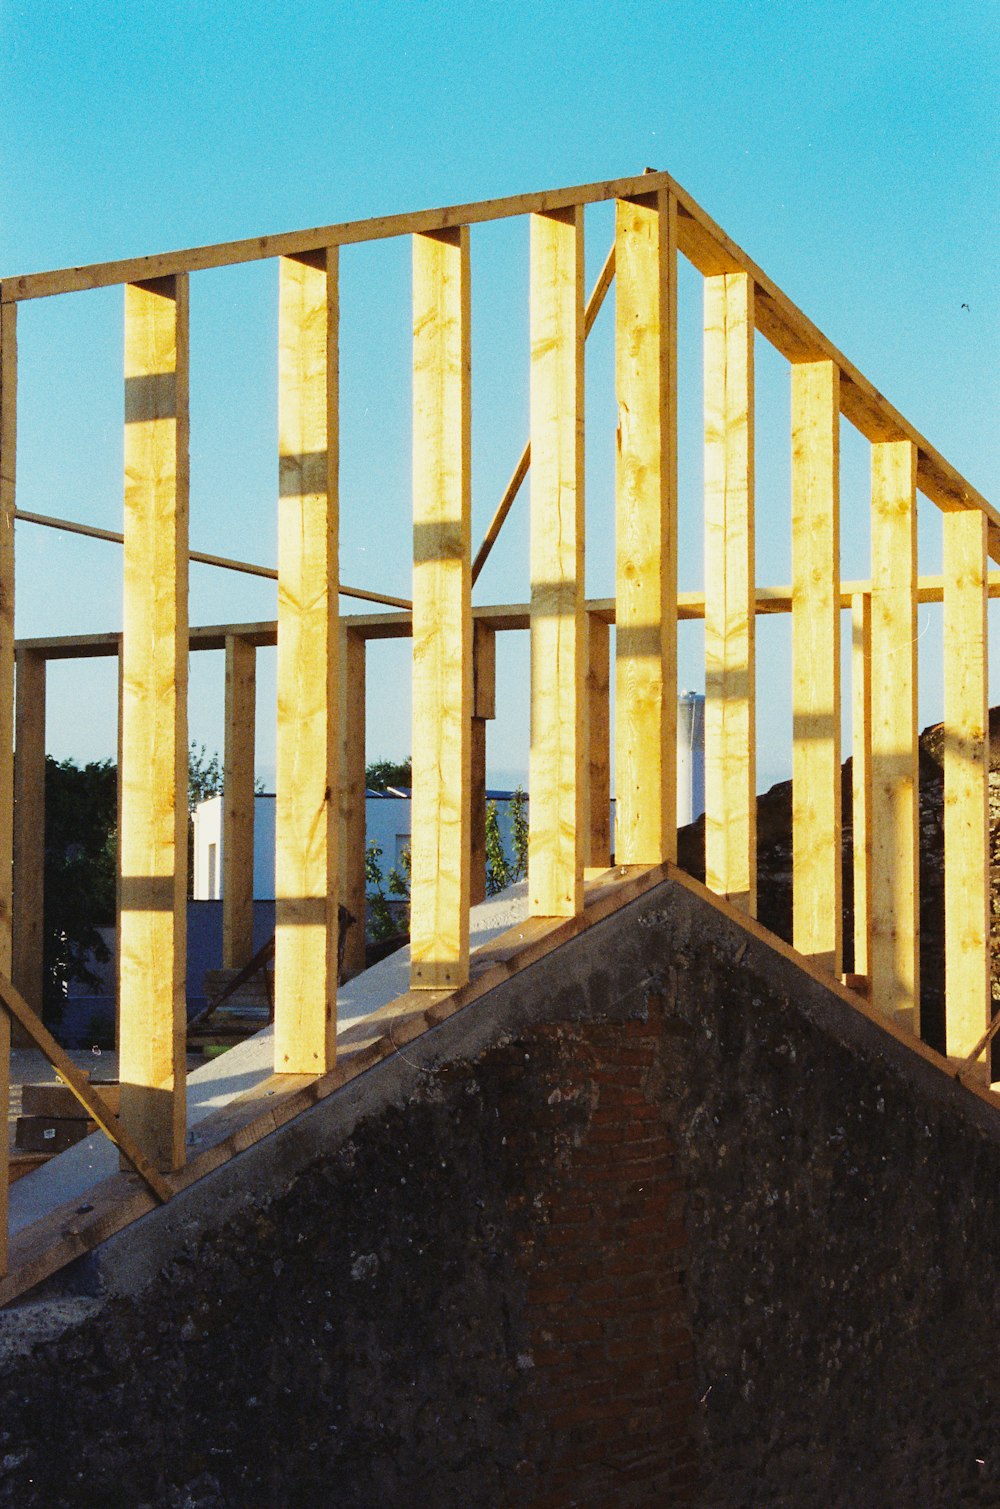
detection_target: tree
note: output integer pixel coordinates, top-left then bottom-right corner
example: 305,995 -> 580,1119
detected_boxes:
188,741 -> 224,811
365,757 -> 412,792
43,757 -> 117,1013
41,744 -> 250,1009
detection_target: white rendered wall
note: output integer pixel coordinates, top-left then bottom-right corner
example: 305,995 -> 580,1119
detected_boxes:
192,694 -> 705,902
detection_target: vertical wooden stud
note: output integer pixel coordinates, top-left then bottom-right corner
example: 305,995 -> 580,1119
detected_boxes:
115,638 -> 123,1048
704,272 -> 756,914
222,634 -> 256,970
410,226 -> 472,987
587,613 -> 611,869
274,250 -> 339,1072
470,621 -> 496,907
851,591 -> 873,980
338,626 -> 367,980
529,206 -> 586,917
12,648 -> 45,1014
614,189 -> 677,865
119,274 -> 189,1171
869,440 -> 919,1027
0,299 -> 16,1264
791,361 -> 841,971
942,507 -> 990,1060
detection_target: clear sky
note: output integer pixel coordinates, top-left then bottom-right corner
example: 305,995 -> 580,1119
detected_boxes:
1,0 -> 996,791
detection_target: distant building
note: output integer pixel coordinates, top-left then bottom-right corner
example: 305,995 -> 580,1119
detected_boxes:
192,693 -> 705,902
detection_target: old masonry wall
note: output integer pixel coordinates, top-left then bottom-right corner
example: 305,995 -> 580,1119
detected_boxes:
0,875 -> 998,1507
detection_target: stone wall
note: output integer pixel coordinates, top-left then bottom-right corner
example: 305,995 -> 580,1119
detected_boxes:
0,876 -> 998,1506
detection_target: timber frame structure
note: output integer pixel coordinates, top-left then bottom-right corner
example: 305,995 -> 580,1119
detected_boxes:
0,167 -> 996,1299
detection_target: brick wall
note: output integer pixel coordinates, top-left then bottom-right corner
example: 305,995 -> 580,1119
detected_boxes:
504,1010 -> 697,1505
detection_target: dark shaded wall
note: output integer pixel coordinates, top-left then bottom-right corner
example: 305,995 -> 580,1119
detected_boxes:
0,876 -> 999,1507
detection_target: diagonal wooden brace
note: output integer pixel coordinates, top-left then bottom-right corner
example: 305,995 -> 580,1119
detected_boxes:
0,972 -> 173,1204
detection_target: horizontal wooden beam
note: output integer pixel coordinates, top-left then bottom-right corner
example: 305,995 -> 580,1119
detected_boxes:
1,173 -> 675,302
14,569 -> 1000,660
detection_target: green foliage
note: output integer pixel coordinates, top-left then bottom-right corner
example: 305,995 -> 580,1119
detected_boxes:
484,801 -> 510,895
188,741 -> 224,812
364,840 -> 412,941
43,757 -> 117,1011
365,756 -> 412,792
484,785 -> 528,895
510,785 -> 529,881
365,840 -> 399,941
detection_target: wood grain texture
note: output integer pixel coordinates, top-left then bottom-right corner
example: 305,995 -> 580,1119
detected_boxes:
119,275 -> 189,1172
0,300 -> 14,1265
12,649 -> 45,1013
614,190 -> 677,865
274,251 -> 339,1072
587,613 -> 611,869
869,440 -> 919,1027
942,507 -> 990,1058
529,208 -> 587,917
3,170 -> 991,549
222,634 -> 256,970
791,361 -> 841,971
410,228 -> 472,986
471,240 -> 615,588
338,627 -> 367,980
703,272 -> 756,914
851,592 -> 873,979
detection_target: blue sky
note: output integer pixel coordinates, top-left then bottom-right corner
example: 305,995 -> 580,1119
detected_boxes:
2,0 -> 997,790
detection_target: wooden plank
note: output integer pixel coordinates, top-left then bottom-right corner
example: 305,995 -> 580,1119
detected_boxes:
851,592 -> 873,978
222,634 -> 256,970
942,507 -> 990,1059
529,207 -> 587,918
22,1080 -> 120,1117
587,613 -> 611,868
703,272 -> 756,914
0,300 -> 15,1268
0,972 -> 171,1201
338,627 -> 367,979
410,227 -> 472,987
470,622 -> 496,907
471,241 -> 616,588
12,508 -> 407,606
3,170 -> 990,541
115,641 -> 123,1048
869,440 -> 919,1026
791,361 -> 841,972
12,649 -> 45,1014
614,189 -> 677,865
274,250 -> 339,1072
119,275 -> 189,1172
2,173 -> 661,302
14,567 -> 1000,665
473,619 -> 496,720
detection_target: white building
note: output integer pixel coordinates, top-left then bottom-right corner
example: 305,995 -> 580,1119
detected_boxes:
192,693 -> 705,902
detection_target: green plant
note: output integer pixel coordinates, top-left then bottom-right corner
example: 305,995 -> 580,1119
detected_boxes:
510,785 -> 529,881
365,840 -> 402,941
42,757 -> 118,1016
485,800 -> 511,895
